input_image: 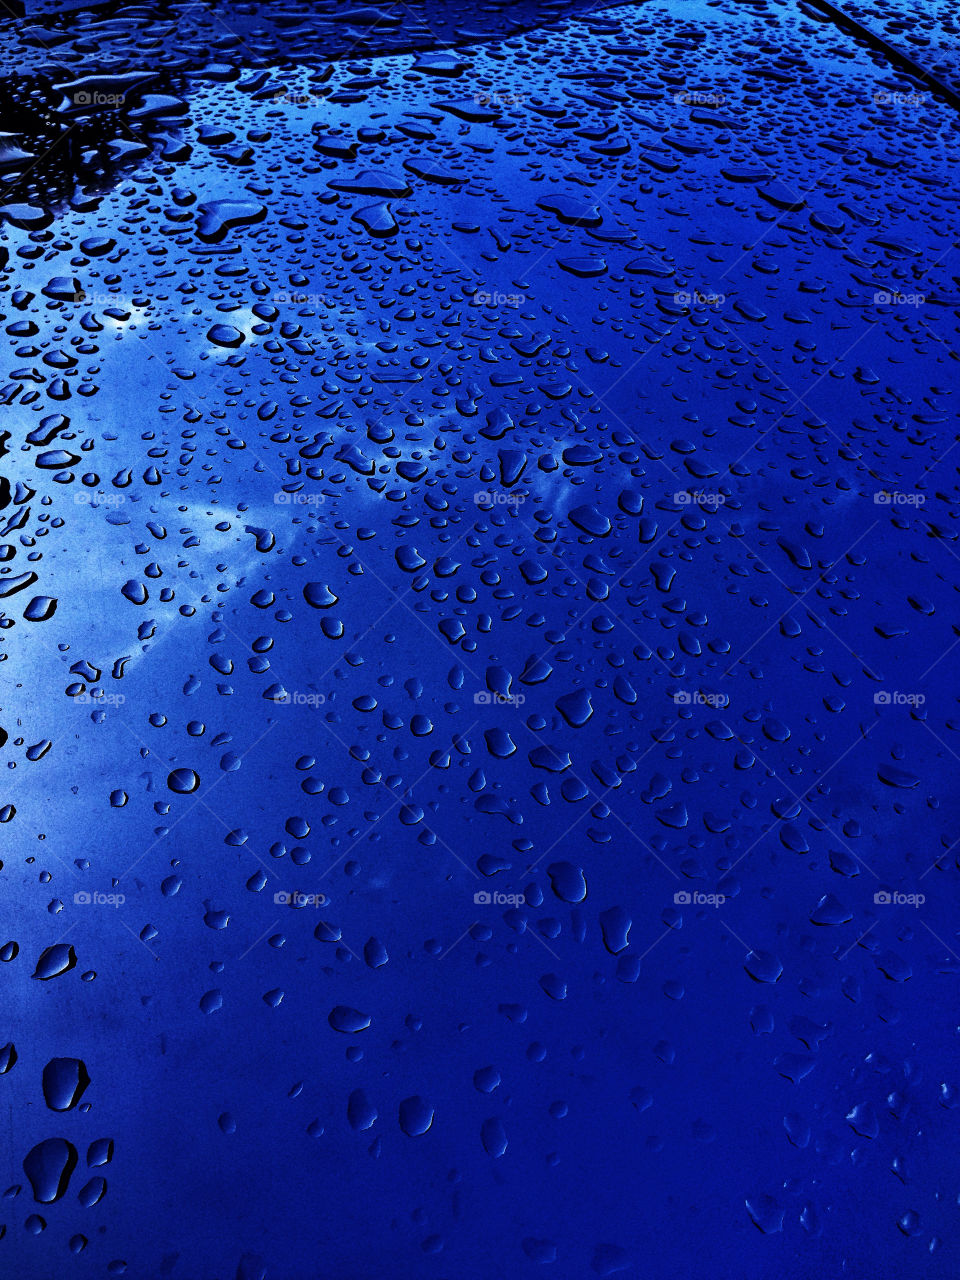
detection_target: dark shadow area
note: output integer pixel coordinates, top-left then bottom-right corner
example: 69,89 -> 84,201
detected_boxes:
0,0 -> 644,225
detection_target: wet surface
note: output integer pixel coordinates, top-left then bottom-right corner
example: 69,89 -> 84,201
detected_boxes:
817,0 -> 960,99
1,0 -> 960,1276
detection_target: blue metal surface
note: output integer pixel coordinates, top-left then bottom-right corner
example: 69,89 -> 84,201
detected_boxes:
0,0 -> 958,1275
